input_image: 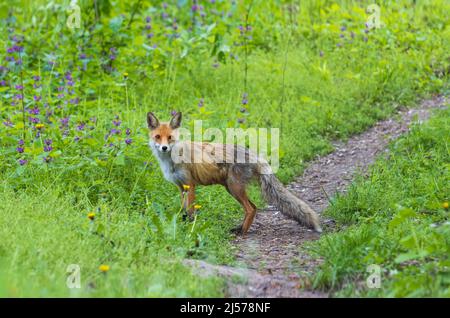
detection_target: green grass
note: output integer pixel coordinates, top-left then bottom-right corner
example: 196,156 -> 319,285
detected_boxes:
0,0 -> 448,296
310,108 -> 450,297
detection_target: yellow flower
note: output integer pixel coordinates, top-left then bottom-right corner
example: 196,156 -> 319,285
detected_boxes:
87,212 -> 95,220
123,72 -> 129,78
443,201 -> 449,209
182,185 -> 190,191
35,123 -> 44,129
194,204 -> 202,210
99,265 -> 110,272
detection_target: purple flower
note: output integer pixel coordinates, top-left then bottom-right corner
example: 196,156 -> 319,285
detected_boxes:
18,139 -> 24,146
145,16 -> 151,23
34,95 -> 42,102
74,136 -> 81,142
240,107 -> 247,113
171,110 -> 178,116
110,128 -> 121,135
340,26 -> 347,32
29,107 -> 40,115
15,84 -> 23,90
241,93 -> 248,105
3,120 -> 13,127
69,98 -> 79,105
29,117 -> 39,124
0,80 -> 6,86
198,98 -> 204,107
44,145 -> 53,152
79,53 -> 87,59
44,139 -> 53,146
16,146 -> 24,153
32,75 -> 41,81
57,86 -> 64,92
60,117 -> 70,126
126,128 -> 131,136
19,159 -> 27,166
113,120 -> 122,127
65,72 -> 73,81
76,122 -> 85,131
57,93 -> 65,99
125,138 -> 133,145
67,80 -> 74,86
43,156 -> 52,163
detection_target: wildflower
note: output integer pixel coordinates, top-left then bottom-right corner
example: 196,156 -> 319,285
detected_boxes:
125,138 -> 133,145
79,53 -> 87,60
43,156 -> 52,163
99,265 -> 110,273
16,146 -> 24,153
183,185 -> 190,191
171,110 -> 178,116
33,95 -> 41,102
35,123 -> 44,129
88,212 -> 95,220
443,202 -> 449,209
18,139 -> 24,146
241,93 -> 248,105
198,98 -> 204,107
15,84 -> 23,90
194,204 -> 202,210
77,122 -> 85,131
123,72 -> 128,79
3,120 -> 13,127
32,75 -> 41,81
18,159 -> 27,166
125,128 -> 131,136
145,16 -> 151,23
113,120 -> 122,127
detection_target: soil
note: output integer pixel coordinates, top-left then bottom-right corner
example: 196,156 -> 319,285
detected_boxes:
184,96 -> 447,298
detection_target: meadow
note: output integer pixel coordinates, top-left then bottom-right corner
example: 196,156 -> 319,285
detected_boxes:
0,0 -> 448,297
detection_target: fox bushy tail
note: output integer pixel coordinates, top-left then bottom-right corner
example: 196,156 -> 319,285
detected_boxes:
258,165 -> 322,232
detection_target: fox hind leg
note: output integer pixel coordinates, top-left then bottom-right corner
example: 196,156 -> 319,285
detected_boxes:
226,182 -> 256,235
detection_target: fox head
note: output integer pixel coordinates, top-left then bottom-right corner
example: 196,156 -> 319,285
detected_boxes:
147,112 -> 182,153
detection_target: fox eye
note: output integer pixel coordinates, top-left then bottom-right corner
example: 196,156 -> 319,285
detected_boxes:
168,135 -> 172,140
155,134 -> 160,139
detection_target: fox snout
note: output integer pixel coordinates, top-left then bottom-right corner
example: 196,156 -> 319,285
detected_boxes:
154,143 -> 171,153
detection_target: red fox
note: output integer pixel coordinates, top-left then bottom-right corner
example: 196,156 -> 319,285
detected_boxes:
147,112 -> 321,234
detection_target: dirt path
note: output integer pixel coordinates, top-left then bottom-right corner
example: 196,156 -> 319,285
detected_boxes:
185,96 -> 447,297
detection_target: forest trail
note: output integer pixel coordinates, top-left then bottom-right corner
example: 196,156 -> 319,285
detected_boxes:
185,96 -> 447,297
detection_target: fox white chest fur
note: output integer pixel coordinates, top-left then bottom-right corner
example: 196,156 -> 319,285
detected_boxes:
150,141 -> 186,186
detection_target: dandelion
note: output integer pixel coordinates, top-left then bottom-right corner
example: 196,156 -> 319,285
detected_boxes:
443,202 -> 449,209
183,184 -> 190,191
194,204 -> 202,210
99,265 -> 110,273
35,123 -> 44,129
88,212 -> 95,220
123,72 -> 128,79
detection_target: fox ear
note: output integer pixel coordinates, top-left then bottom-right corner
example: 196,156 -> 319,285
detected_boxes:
147,112 -> 160,130
170,112 -> 182,129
